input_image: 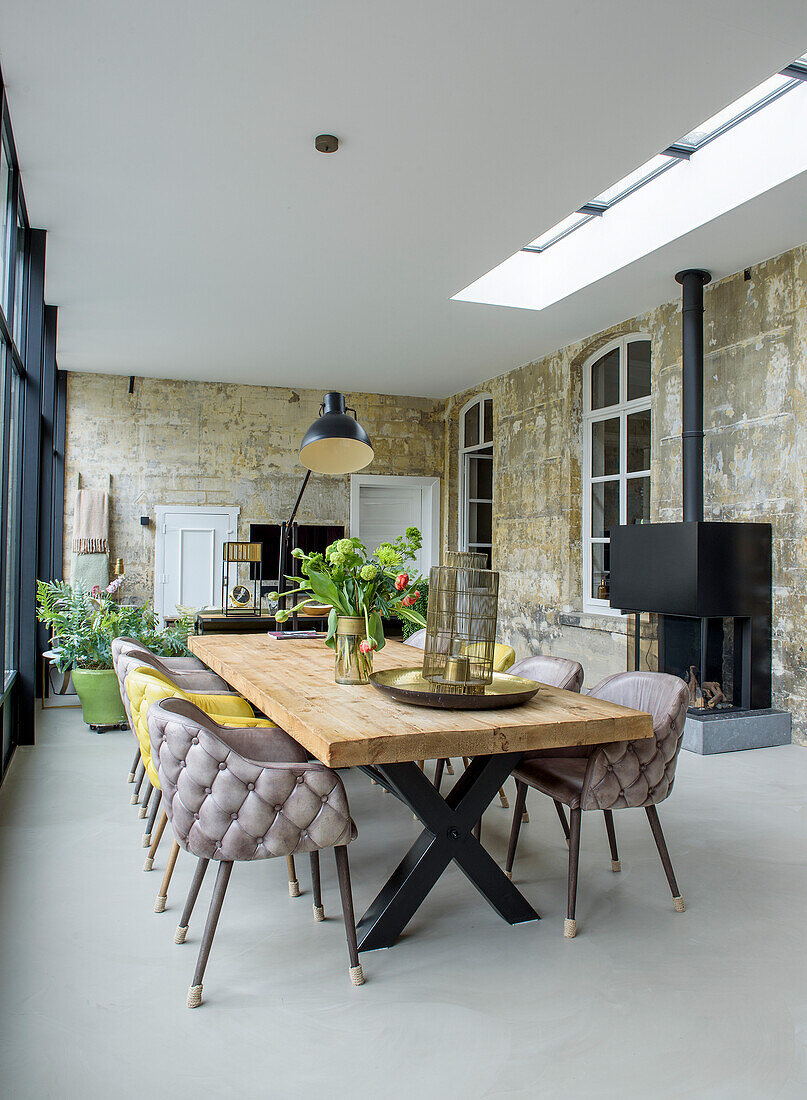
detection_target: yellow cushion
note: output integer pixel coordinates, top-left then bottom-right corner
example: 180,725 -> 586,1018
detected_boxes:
125,667 -> 271,788
462,642 -> 516,673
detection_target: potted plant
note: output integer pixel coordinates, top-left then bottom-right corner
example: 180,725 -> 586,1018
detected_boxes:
36,579 -> 193,729
271,527 -> 427,684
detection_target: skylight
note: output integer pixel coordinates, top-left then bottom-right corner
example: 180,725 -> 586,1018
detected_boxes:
453,55 -> 807,311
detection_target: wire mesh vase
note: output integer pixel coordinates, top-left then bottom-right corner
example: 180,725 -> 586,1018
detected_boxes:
422,551 -> 499,695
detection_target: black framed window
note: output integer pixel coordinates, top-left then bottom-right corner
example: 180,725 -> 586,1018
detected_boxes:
0,61 -> 64,779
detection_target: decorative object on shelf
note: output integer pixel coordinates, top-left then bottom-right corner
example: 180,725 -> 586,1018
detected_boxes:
369,667 -> 540,709
422,551 -> 499,697
596,572 -> 610,600
221,542 -> 262,615
277,392 -> 374,630
35,580 -> 193,730
269,528 -> 426,684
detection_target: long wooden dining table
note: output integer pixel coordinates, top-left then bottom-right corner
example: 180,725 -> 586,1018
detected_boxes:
188,633 -> 653,950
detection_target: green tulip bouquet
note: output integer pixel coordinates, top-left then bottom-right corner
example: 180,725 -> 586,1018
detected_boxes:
270,526 -> 427,655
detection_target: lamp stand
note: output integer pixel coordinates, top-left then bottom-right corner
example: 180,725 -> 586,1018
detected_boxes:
277,470 -> 311,631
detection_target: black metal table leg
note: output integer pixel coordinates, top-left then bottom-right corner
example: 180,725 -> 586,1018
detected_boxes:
356,753 -> 539,951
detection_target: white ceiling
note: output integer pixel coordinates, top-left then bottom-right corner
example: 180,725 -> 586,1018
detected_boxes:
1,1 -> 807,398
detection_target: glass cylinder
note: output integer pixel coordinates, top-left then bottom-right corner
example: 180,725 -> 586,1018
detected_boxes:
335,616 -> 373,685
423,551 -> 499,695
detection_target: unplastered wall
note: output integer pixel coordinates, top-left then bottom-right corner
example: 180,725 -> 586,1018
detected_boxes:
442,243 -> 807,743
64,376 -> 444,604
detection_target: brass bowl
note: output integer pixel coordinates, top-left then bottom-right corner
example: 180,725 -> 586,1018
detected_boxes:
369,667 -> 540,710
299,603 -> 333,617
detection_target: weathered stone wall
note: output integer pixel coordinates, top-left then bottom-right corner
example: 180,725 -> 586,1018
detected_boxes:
64,376 -> 444,603
442,243 -> 807,744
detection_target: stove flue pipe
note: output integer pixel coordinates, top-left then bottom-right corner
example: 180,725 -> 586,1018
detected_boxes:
675,269 -> 712,523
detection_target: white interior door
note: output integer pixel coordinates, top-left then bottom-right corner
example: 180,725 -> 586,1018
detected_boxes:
155,507 -> 239,619
350,476 -> 440,576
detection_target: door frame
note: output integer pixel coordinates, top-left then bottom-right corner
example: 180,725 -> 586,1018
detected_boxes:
154,505 -> 240,620
349,475 -> 441,571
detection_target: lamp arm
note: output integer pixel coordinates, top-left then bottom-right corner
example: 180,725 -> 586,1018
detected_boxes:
277,469 -> 312,603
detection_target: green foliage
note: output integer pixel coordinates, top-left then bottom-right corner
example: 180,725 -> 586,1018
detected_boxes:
270,526 -> 427,650
36,580 -> 193,672
397,580 -> 429,640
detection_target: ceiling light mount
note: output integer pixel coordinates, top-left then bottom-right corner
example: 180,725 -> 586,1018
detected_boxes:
315,134 -> 339,153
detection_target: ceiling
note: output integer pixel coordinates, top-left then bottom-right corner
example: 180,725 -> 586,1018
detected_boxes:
1,1 -> 807,398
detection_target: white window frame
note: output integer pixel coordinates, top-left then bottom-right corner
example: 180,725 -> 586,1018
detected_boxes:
582,335 -> 651,616
458,394 -> 494,561
349,474 -> 441,572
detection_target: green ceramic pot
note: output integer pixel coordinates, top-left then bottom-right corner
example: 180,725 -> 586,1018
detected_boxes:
71,668 -> 126,729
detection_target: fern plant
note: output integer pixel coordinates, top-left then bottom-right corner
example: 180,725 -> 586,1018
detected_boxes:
36,580 -> 193,671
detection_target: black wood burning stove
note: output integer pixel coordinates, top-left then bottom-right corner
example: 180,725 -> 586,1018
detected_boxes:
608,270 -> 773,714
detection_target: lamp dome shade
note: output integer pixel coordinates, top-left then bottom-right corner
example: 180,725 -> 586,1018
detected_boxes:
299,392 -> 374,474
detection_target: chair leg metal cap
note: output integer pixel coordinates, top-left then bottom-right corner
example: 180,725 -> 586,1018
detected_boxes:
143,856 -> 154,872
504,870 -> 513,880
127,772 -> 136,783
313,904 -> 325,922
174,925 -> 188,944
499,794 -> 509,809
349,964 -> 365,986
154,895 -> 167,913
564,918 -> 577,938
611,859 -> 621,872
522,810 -> 530,823
673,895 -> 686,912
130,792 -> 139,805
446,762 -> 454,774
138,806 -> 148,819
288,879 -> 300,898
142,834 -> 151,847
187,984 -> 203,1009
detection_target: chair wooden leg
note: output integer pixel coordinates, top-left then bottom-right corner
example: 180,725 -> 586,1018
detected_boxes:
286,854 -> 300,897
127,745 -> 141,783
565,807 -> 581,937
143,810 -> 167,870
498,785 -> 509,809
334,845 -> 364,986
175,857 -> 210,943
603,810 -> 620,871
554,799 -> 571,843
131,759 -> 145,803
505,780 -> 528,879
645,805 -> 685,911
462,756 -> 470,769
310,851 -> 324,921
155,839 -> 180,912
522,791 -> 530,824
187,861 -> 233,1008
434,758 -> 445,792
138,779 -> 153,818
142,789 -> 161,847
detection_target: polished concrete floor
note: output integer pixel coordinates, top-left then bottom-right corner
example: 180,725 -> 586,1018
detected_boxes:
1,707 -> 805,1099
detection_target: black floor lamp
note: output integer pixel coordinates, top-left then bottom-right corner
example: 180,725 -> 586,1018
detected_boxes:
277,392 -> 374,628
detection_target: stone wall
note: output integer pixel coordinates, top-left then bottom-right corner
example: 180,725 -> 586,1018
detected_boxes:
442,243 -> 807,744
64,376 -> 444,603
63,242 -> 807,743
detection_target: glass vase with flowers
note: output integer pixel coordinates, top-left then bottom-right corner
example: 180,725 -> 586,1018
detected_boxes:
270,527 -> 426,684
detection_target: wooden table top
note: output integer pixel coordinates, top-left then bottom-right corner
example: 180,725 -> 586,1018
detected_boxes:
188,634 -> 653,768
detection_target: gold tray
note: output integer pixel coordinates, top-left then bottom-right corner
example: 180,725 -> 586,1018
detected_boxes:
369,667 -> 540,710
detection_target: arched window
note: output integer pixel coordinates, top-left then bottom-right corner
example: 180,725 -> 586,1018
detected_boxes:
459,395 -> 493,568
582,336 -> 651,613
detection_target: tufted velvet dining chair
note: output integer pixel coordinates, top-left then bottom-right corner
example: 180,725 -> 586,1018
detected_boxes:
505,670 -> 689,937
148,697 -> 364,1005
112,636 -> 233,796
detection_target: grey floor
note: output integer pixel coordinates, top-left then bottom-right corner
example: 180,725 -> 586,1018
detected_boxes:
1,709 -> 806,1100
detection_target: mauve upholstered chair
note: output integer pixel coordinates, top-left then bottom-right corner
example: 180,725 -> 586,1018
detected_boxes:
148,697 -> 364,1006
507,655 -> 584,824
112,636 -> 231,795
505,670 -> 689,937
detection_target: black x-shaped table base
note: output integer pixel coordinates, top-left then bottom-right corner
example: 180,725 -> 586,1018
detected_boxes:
356,752 -> 539,951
